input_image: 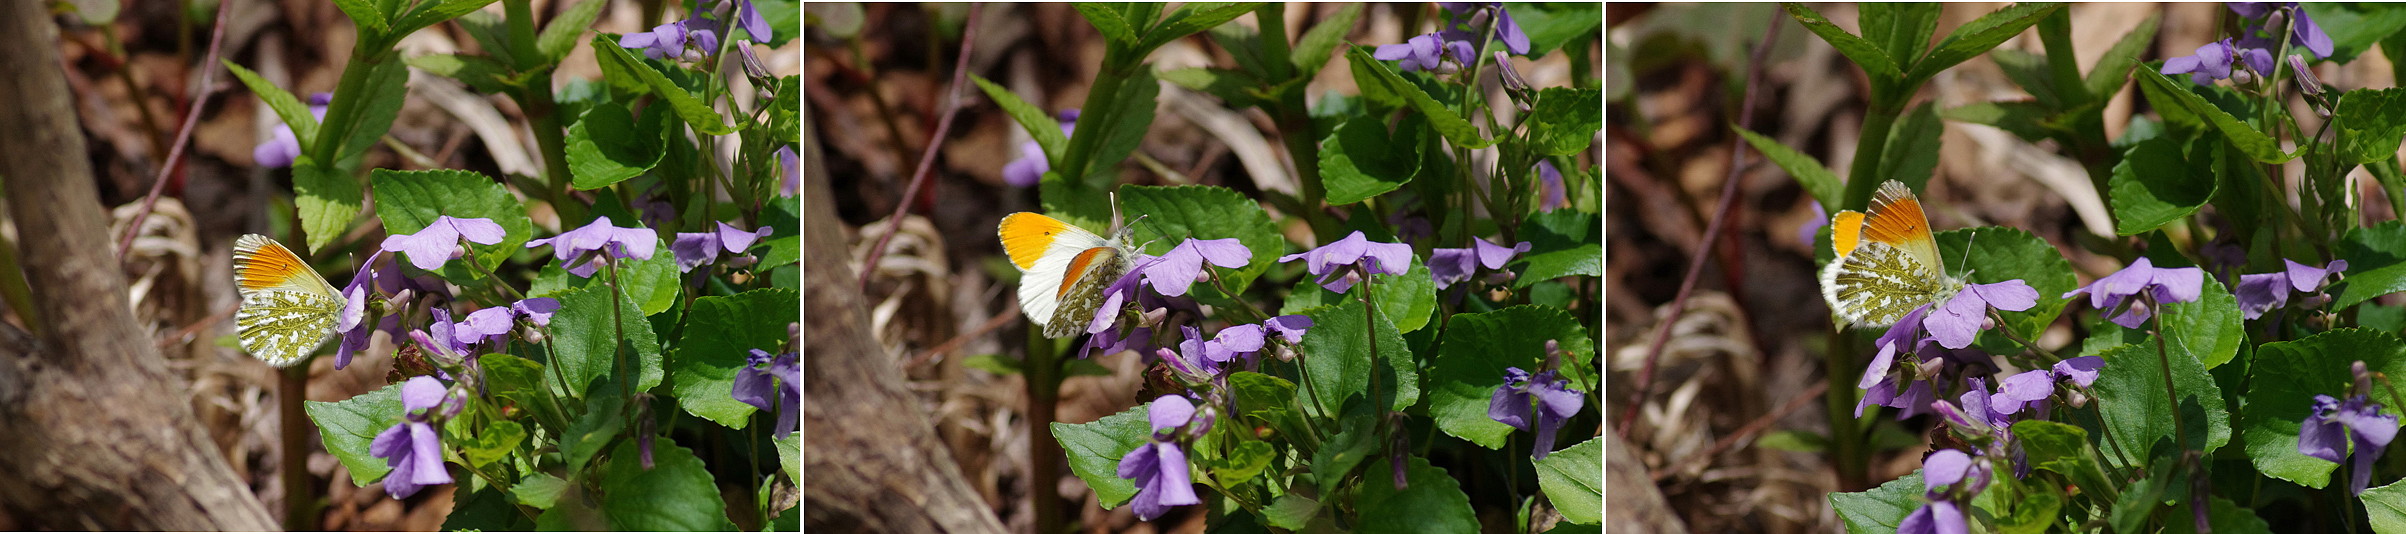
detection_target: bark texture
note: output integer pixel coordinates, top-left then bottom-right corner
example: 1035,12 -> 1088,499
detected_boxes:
0,6 -> 279,530
801,127 -> 1008,532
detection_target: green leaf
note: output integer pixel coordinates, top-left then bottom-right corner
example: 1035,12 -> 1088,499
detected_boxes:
548,283 -> 665,397
293,162 -> 362,253
2014,420 -> 2115,495
1984,478 -> 2063,534
1533,437 -> 1601,525
1904,3 -> 2064,84
1354,456 -> 1478,533
1263,494 -> 1321,530
2083,14 -> 2160,99
1516,243 -> 1602,288
600,439 -> 737,530
513,472 -> 569,510
971,74 -> 1070,160
1430,306 -> 1594,449
562,389 -> 625,474
1877,102 -> 1943,194
392,0 -> 503,37
2135,66 -> 2289,163
616,235 -> 682,316
2109,136 -> 2216,235
224,61 -> 320,150
1282,258 -> 1437,334
2365,478 -> 2406,533
332,0 -> 391,37
2089,342 -> 2229,469
458,420 -> 524,469
1781,3 -> 1901,79
304,382 -> 406,485
2338,221 -> 2406,309
1528,87 -> 1602,156
1160,67 -> 1266,109
1119,185 -> 1283,296
777,433 -> 801,483
1290,3 -> 1362,74
1052,405 -> 1149,508
1934,227 -> 2075,350
1344,47 -> 1492,149
323,57 -> 411,165
1140,2 -> 1261,53
1989,48 -> 2064,109
446,485 -> 536,531
1072,3 -> 1138,46
1298,298 -> 1419,415
567,103 -> 667,190
2168,495 -> 2271,534
1829,472 -> 1924,533
1068,67 -> 1161,187
406,53 -> 519,93
1210,440 -> 1275,485
1504,2 -> 1600,58
1228,371 -> 1303,440
2337,88 -> 2406,165
1857,3 -> 1941,69
1320,114 -> 1424,204
590,35 -> 731,135
670,289 -> 798,429
369,168 -> 535,279
1734,125 -> 1842,209
2243,329 -> 2406,489
2164,274 -> 2245,369
537,0 -> 607,62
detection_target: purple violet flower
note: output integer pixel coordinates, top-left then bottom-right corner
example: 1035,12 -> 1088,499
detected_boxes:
777,145 -> 800,197
1430,237 -> 1532,290
1003,110 -> 1078,188
1925,280 -> 2039,349
2231,3 -> 2334,59
733,349 -> 799,435
1487,367 -> 1585,460
1900,449 -> 1987,534
2235,258 -> 2347,319
1440,2 -> 1529,56
2301,393 -> 2399,495
2062,257 -> 2205,328
527,217 -> 658,277
670,221 -> 775,273
368,376 -> 454,499
255,93 -> 331,168
1119,395 -> 1203,521
381,216 -> 506,271
1537,161 -> 1567,211
1144,238 -> 1251,297
1264,315 -> 1313,343
1373,33 -> 1473,73
1280,231 -> 1414,294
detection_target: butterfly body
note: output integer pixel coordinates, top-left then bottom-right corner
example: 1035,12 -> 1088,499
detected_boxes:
1820,181 -> 1964,329
999,213 -> 1136,338
233,234 -> 345,367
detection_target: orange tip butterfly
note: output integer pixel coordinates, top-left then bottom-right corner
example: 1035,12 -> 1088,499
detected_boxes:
233,234 -> 345,367
998,212 -> 1137,338
1820,180 -> 1965,329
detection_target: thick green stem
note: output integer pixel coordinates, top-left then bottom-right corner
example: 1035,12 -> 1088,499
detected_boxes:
1024,330 -> 1065,534
1840,105 -> 1902,210
1822,331 -> 1868,489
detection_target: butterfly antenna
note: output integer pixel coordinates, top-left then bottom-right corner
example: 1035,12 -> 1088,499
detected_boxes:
1957,229 -> 1977,281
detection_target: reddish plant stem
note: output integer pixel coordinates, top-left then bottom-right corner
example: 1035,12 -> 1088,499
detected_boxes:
858,3 -> 982,290
118,0 -> 231,260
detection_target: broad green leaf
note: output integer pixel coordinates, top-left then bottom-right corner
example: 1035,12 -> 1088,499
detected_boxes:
600,439 -> 737,530
590,35 -> 731,135
1228,371 -> 1303,441
2014,420 -> 2114,494
1735,125 -> 1842,209
2089,342 -> 2229,470
1140,2 -> 1261,53
2108,136 -> 2215,235
292,162 -> 362,253
671,289 -> 798,429
1877,102 -> 1943,195
1504,2 -> 1601,58
1355,456 -> 1478,533
777,433 -> 800,482
324,58 -> 411,166
1120,185 -> 1283,296
1904,3 -> 2065,84
304,382 -> 405,485
370,168 -> 535,279
392,0 -> 504,37
971,74 -> 1070,159
1935,227 -> 2075,350
1516,243 -> 1602,288
2243,329 -> 2406,489
548,283 -> 665,397
1290,3 -> 1362,74
566,103 -> 667,190
1263,494 -> 1321,530
2303,3 -> 2406,64
333,0 -> 391,36
1430,306 -> 1594,449
1781,3 -> 1901,79
1829,472 -> 1924,533
458,420 -> 524,469
538,0 -> 607,61
1984,477 -> 2063,534
1990,47 -> 2064,108
445,486 -> 536,531
1299,298 -> 1419,415
406,53 -> 520,93
1072,3 -> 1138,46
1534,437 -> 1601,525
513,473 -> 569,510
2365,479 -> 2406,533
561,389 -> 625,475
1858,3 -> 1941,70
2154,273 -> 2245,369
1321,114 -> 1424,204
1053,405 -> 1149,508
1344,47 -> 1492,149
2337,88 -> 2406,165
1209,440 -> 1274,485
1069,68 -> 1162,187
2083,15 -> 2160,99
2338,221 -> 2406,309
1529,87 -> 1602,156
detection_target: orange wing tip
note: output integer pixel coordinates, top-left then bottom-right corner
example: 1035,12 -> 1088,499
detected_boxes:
1830,211 -> 1866,258
235,238 -> 312,290
1000,213 -> 1068,270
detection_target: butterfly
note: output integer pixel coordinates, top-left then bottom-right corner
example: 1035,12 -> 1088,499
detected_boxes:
233,234 -> 345,367
1820,180 -> 1965,329
999,212 -> 1136,338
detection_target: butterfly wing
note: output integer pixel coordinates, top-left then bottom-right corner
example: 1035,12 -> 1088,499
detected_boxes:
232,234 -> 344,367
1821,240 -> 1952,328
1000,213 -> 1115,334
1859,181 -> 1945,278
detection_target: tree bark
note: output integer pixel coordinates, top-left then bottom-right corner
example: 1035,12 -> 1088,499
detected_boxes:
0,5 -> 280,531
801,124 -> 1008,532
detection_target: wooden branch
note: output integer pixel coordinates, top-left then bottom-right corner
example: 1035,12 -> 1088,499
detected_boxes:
802,120 -> 1008,532
0,5 -> 278,530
